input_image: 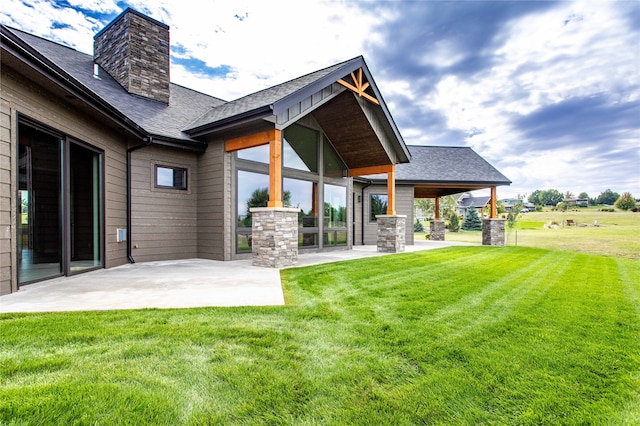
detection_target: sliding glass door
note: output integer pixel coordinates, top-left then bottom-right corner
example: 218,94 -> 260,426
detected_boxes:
17,120 -> 103,285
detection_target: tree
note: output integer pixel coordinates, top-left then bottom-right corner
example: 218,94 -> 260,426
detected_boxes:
615,192 -> 636,210
506,204 -> 522,230
461,204 -> 482,230
414,217 -> 425,232
447,212 -> 460,232
529,189 -> 563,206
564,190 -> 574,199
414,194 -> 459,220
578,192 -> 589,200
597,189 -> 620,205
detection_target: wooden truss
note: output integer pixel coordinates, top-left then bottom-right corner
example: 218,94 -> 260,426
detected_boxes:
337,68 -> 380,105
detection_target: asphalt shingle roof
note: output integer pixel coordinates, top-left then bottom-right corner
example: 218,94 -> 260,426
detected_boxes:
186,57 -> 362,131
365,145 -> 511,185
5,26 -> 226,141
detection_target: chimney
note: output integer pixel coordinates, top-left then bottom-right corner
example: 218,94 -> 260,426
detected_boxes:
94,8 -> 170,103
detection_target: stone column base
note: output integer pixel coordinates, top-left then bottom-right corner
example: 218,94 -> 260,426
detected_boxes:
430,219 -> 445,241
377,215 -> 406,253
482,218 -> 505,246
251,207 -> 299,268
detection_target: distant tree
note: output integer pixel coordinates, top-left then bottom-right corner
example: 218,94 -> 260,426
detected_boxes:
414,217 -> 425,232
528,190 -> 542,205
615,192 -> 636,211
461,204 -> 482,230
597,189 -> 620,205
543,189 -> 564,206
578,192 -> 589,200
529,189 -> 563,206
414,195 -> 459,220
447,212 -> 460,232
564,191 -> 574,199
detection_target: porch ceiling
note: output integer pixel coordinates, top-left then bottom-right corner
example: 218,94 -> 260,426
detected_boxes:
414,184 -> 493,198
312,91 -> 392,169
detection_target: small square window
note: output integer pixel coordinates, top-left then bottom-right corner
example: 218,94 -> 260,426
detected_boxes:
155,165 -> 187,190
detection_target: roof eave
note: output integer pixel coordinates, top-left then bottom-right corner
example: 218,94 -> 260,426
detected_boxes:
1,26 -> 148,139
185,105 -> 274,137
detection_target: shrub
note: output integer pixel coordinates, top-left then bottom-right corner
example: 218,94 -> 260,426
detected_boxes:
447,212 -> 460,232
614,192 -> 636,211
414,218 -> 425,233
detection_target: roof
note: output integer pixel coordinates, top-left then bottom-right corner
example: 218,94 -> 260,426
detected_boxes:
361,145 -> 511,197
2,23 -> 410,165
2,25 -> 227,146
187,57 -> 360,132
458,196 -> 491,208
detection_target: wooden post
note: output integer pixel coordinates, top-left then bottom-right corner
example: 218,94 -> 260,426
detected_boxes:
268,130 -> 283,207
490,186 -> 497,218
387,165 -> 396,215
435,197 -> 440,220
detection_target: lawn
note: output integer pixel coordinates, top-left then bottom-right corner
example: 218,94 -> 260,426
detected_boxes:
420,209 -> 640,259
1,247 -> 639,424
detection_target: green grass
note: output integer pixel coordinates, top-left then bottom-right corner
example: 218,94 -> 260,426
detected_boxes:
2,247 -> 639,424
422,210 -> 640,259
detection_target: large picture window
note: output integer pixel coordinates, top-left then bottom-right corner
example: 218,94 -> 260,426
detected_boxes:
236,170 -> 269,252
324,183 -> 347,246
283,124 -> 318,172
284,177 -> 319,248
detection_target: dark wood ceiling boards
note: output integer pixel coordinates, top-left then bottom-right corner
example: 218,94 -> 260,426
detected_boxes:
312,91 -> 390,169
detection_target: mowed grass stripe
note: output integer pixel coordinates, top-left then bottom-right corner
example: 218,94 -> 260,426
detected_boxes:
1,247 -> 639,424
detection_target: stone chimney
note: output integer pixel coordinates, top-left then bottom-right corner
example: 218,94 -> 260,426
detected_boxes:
94,8 -> 170,103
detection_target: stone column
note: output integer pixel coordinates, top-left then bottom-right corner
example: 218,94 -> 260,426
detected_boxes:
251,207 -> 299,267
429,219 -> 445,241
377,215 -> 406,253
482,218 -> 506,246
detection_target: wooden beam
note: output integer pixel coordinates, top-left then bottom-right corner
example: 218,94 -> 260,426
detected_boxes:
387,165 -> 396,215
268,130 -> 283,207
336,68 -> 380,105
348,164 -> 394,177
490,186 -> 497,218
435,197 -> 440,220
225,130 -> 274,152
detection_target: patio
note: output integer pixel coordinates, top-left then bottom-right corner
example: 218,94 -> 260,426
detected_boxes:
0,241 -> 470,313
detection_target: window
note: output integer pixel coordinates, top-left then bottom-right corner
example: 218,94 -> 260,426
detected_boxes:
236,170 -> 269,252
155,165 -> 187,190
370,194 -> 388,221
283,124 -> 318,172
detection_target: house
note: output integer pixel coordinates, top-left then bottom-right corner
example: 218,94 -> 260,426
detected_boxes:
564,198 -> 589,208
1,8 -> 509,295
456,193 -> 491,217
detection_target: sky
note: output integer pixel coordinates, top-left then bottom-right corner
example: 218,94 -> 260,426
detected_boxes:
2,0 -> 639,200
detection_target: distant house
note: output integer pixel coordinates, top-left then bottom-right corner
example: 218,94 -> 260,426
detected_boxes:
564,198 -> 589,208
0,8 -> 510,295
456,193 -> 491,217
500,198 -> 534,212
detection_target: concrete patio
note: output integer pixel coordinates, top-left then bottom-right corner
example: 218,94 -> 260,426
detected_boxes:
0,241 -> 471,313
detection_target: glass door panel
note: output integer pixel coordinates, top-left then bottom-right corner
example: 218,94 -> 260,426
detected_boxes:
69,142 -> 102,273
17,124 -> 63,284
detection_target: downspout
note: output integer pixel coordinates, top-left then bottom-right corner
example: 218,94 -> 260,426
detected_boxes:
126,137 -> 153,263
361,180 -> 372,245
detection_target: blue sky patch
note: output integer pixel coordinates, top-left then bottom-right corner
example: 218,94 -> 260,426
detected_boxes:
172,56 -> 232,78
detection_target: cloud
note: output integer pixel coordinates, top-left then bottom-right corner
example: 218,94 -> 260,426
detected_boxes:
1,0 -> 638,198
